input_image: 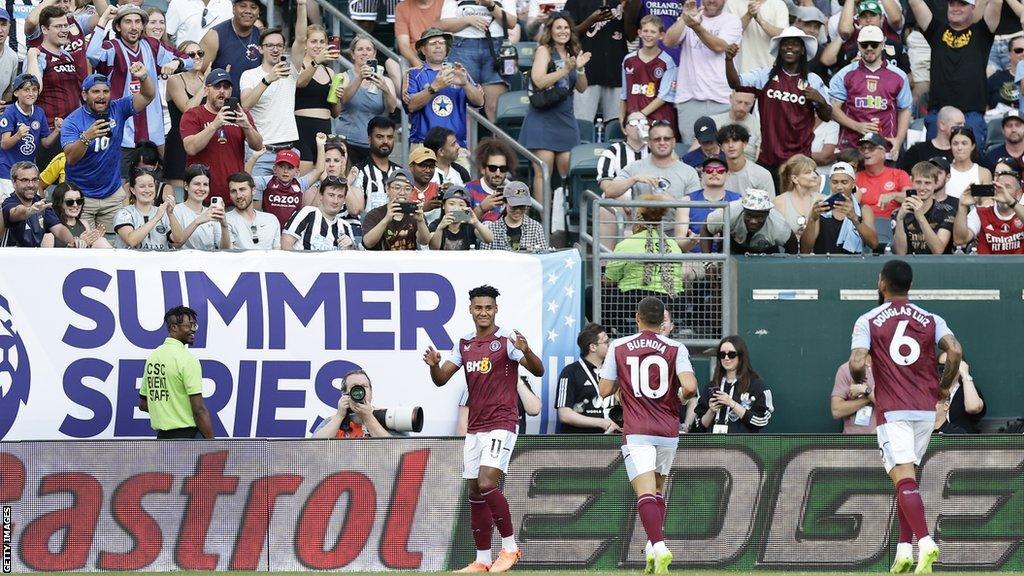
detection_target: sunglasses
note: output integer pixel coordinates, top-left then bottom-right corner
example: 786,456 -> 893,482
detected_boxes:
718,351 -> 739,360
858,41 -> 880,49
627,118 -> 649,127
996,170 -> 1020,179
1013,47 -> 1024,54
322,175 -> 348,187
187,50 -> 206,58
703,165 -> 727,175
650,120 -> 673,128
64,198 -> 85,206
250,224 -> 259,244
201,8 -> 209,28
486,164 -> 509,173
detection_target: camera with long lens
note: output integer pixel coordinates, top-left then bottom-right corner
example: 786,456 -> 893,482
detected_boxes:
346,384 -> 424,432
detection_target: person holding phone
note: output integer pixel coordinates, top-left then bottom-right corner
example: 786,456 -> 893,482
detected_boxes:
361,170 -> 431,250
336,35 -> 398,168
952,157 -> 1024,254
467,137 -> 519,222
428,185 -> 495,250
693,335 -> 773,433
240,25 -> 300,180
293,0 -> 344,174
62,65 -> 156,231
169,163 -> 231,250
892,162 -> 954,255
802,161 -> 878,254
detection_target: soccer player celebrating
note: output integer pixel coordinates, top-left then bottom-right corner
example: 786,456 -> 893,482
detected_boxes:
849,260 -> 962,574
597,297 -> 698,575
423,285 -> 544,573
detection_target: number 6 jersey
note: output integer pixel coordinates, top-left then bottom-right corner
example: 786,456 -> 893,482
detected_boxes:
851,300 -> 953,424
600,330 -> 693,438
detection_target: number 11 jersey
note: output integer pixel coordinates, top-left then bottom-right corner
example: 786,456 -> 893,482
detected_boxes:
851,299 -> 953,424
600,330 -> 693,438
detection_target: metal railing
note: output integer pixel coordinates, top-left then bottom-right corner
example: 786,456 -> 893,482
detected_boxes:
268,0 -> 411,165
467,109 -> 553,237
580,191 -> 734,348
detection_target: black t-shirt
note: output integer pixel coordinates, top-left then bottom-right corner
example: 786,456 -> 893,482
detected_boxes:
924,17 -> 995,113
937,380 -> 986,434
555,359 -> 615,433
428,218 -> 479,250
899,140 -> 952,173
812,213 -> 862,255
983,144 -> 1022,171
564,0 -> 627,88
506,222 -> 522,251
891,199 -> 955,254
987,68 -> 1019,109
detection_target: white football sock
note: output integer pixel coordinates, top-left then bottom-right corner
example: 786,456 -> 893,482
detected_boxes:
476,549 -> 492,565
501,535 -> 518,552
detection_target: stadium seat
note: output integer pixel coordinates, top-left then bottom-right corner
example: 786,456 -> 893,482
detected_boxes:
515,42 -> 537,72
495,91 -> 530,141
507,71 -> 526,92
605,118 -> 624,142
675,142 -> 691,157
986,118 -> 1005,153
565,143 -> 606,236
577,119 -> 595,144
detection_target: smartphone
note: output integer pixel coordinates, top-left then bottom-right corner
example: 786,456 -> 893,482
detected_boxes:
367,58 -> 378,70
971,183 -> 995,197
825,192 -> 846,207
329,35 -> 341,51
399,201 -> 418,214
210,196 -> 222,208
452,210 -> 471,223
905,188 -> 917,198
223,97 -> 240,112
442,60 -> 454,72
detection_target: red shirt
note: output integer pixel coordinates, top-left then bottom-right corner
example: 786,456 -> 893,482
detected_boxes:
29,15 -> 89,85
450,327 -> 524,434
600,330 -> 692,438
975,205 -> 1024,254
179,105 -> 255,205
852,300 -> 953,424
262,177 -> 303,228
409,182 -> 439,204
622,50 -> 677,126
36,46 -> 84,130
751,71 -> 818,167
856,166 -> 911,219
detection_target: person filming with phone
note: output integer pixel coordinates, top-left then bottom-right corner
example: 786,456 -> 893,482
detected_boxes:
428,184 -> 495,250
181,67 -> 263,206
361,169 -> 431,250
953,157 -> 1024,254
62,66 -> 155,231
892,161 -> 954,255
802,162 -> 878,254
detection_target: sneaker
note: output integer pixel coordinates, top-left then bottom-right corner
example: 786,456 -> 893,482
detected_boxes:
644,552 -> 655,574
454,561 -> 491,573
915,540 -> 940,574
489,549 -> 522,573
653,548 -> 673,575
890,553 -> 914,573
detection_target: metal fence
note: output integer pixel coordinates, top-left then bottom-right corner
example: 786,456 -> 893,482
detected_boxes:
579,191 -> 735,348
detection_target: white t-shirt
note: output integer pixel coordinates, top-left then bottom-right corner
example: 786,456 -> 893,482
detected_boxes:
674,11 -> 743,103
113,204 -> 171,250
441,0 -> 517,39
812,120 -> 840,176
173,203 -> 225,250
239,65 -> 300,145
225,209 -> 282,249
166,0 -> 233,45
725,0 -> 789,73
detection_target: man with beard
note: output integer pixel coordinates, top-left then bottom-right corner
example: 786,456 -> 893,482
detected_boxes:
180,68 -> 263,205
405,28 -> 483,149
352,115 -> 400,213
200,0 -> 262,95
1,160 -> 76,247
88,5 -> 192,166
25,5 -> 89,168
139,306 -> 215,439
467,137 -> 517,222
702,188 -> 796,253
984,110 -> 1024,168
225,171 -> 281,249
62,64 -> 154,229
829,25 -> 911,154
726,26 -> 831,178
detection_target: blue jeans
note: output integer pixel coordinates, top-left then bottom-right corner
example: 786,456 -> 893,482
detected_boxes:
989,36 -> 1010,74
924,109 -> 987,151
449,37 -> 507,86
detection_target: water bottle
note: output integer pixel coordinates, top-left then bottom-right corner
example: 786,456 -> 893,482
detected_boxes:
595,113 -> 605,143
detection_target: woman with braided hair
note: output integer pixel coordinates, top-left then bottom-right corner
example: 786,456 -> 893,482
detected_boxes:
603,194 -> 704,338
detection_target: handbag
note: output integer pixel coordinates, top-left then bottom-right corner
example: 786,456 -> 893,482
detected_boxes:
528,59 -> 571,110
485,9 -> 519,76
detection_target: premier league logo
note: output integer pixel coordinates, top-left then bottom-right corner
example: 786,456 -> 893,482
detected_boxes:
0,294 -> 30,439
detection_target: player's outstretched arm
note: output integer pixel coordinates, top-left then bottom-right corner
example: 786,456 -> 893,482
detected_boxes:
423,346 -> 460,386
598,378 -> 618,399
849,348 -> 870,384
937,335 -> 963,391
513,330 -> 545,377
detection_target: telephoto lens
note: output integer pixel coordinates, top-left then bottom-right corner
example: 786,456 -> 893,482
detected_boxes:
348,384 -> 367,403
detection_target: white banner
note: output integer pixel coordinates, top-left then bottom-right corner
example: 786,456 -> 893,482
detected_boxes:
0,249 -> 582,439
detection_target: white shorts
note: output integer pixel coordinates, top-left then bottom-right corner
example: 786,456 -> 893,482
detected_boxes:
463,429 -> 518,479
621,436 -> 679,482
877,420 -> 933,473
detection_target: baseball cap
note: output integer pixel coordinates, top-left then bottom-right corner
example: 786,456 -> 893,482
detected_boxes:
858,132 -> 890,150
205,68 -> 233,87
82,73 -> 110,92
793,6 -> 827,24
274,149 -> 300,168
693,116 -> 718,144
858,25 -> 885,44
12,73 -> 39,91
409,147 -> 437,165
0,9 -> 11,21
1003,109 -> 1024,126
701,155 -> 727,169
857,1 -> 883,14
503,181 -> 533,207
385,170 -> 412,186
830,162 -> 857,179
927,156 -> 951,173
442,184 -> 469,202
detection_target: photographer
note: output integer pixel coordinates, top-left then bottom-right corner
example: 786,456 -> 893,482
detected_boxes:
313,370 -> 391,438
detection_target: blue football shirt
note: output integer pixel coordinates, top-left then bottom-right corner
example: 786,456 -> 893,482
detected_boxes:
61,96 -> 135,199
0,103 -> 50,181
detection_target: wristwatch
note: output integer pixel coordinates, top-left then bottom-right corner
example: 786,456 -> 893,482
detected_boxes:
261,77 -> 271,86
427,85 -> 437,95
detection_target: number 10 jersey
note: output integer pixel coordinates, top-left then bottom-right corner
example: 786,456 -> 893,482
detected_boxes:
851,299 -> 953,425
600,330 -> 693,438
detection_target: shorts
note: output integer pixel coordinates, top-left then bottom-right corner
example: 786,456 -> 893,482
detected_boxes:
876,420 -> 933,473
450,37 -> 508,86
295,116 -> 332,163
621,435 -> 679,481
463,429 -> 517,479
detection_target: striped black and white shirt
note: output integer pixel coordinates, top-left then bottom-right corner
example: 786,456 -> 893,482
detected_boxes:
353,160 -> 400,214
283,206 -> 356,251
597,142 -> 649,182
